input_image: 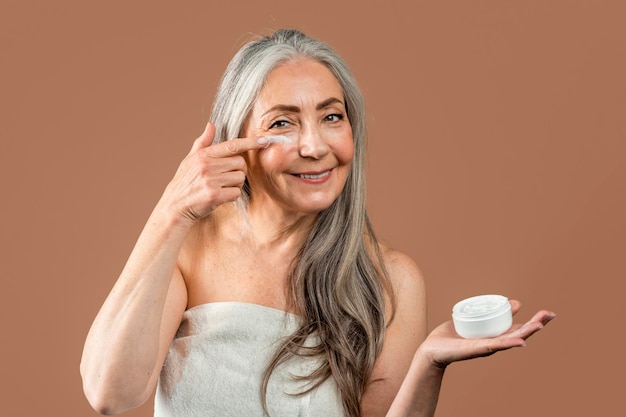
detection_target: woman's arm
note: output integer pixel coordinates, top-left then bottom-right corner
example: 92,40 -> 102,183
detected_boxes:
385,301 -> 554,417
80,124 -> 268,414
361,248 -> 556,417
80,209 -> 191,415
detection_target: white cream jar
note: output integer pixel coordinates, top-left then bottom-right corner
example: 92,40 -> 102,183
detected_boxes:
452,294 -> 513,338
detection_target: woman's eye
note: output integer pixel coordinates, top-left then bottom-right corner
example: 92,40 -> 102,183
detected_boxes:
325,113 -> 344,123
269,120 -> 290,129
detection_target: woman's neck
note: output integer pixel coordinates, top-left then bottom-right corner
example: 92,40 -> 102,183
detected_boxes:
215,199 -> 317,253
245,200 -> 317,249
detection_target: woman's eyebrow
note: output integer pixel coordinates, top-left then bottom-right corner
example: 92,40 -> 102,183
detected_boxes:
261,97 -> 345,117
262,104 -> 300,117
316,97 -> 344,110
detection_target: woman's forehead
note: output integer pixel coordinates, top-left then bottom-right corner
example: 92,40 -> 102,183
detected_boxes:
257,59 -> 344,107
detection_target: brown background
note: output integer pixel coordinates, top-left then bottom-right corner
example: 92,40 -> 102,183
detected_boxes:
1,1 -> 624,416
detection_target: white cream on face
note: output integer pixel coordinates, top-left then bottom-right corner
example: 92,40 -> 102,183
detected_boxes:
262,135 -> 293,148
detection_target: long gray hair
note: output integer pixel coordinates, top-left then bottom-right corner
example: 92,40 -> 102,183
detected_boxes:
210,29 -> 393,417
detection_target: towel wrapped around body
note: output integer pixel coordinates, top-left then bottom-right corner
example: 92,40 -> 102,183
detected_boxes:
155,302 -> 344,417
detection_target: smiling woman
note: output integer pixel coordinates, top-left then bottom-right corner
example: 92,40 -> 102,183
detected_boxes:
80,29 -> 555,417
244,59 -> 355,215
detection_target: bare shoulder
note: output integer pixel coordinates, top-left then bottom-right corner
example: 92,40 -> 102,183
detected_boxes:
378,242 -> 427,341
377,242 -> 426,302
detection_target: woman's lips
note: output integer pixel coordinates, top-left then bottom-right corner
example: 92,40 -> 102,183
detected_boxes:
292,169 -> 333,182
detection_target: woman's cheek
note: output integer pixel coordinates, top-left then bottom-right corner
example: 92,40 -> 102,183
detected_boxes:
329,129 -> 354,164
258,145 -> 293,172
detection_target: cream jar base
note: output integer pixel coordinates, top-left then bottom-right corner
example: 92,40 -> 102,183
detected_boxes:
452,294 -> 513,339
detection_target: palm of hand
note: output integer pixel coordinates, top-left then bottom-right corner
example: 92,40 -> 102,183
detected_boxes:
421,300 -> 556,369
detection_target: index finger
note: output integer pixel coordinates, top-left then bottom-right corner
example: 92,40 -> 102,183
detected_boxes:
207,136 -> 269,158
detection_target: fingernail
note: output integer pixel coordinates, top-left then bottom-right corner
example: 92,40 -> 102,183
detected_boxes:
257,137 -> 269,145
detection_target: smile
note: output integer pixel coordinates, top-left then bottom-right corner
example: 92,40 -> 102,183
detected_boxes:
295,171 -> 331,179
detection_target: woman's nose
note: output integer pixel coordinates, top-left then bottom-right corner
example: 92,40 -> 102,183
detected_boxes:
298,126 -> 330,159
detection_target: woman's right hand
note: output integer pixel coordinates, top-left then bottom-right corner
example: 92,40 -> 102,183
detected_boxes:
158,122 -> 268,224
81,122 -> 269,414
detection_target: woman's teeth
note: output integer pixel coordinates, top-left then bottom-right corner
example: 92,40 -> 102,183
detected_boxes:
297,171 -> 330,179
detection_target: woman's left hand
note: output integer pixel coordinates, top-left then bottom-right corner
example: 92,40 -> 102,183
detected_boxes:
419,300 -> 556,369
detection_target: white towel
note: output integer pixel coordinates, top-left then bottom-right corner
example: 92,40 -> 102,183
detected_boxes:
154,302 -> 344,417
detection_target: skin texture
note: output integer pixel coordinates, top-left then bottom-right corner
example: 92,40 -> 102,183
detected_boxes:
80,58 -> 555,417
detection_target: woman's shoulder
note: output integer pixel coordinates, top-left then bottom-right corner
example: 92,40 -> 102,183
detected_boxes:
375,240 -> 425,293
375,240 -> 427,330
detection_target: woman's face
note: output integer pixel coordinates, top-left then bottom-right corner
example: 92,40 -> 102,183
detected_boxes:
243,58 -> 354,216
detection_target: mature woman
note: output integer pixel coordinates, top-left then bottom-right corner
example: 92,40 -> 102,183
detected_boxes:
80,29 -> 554,417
